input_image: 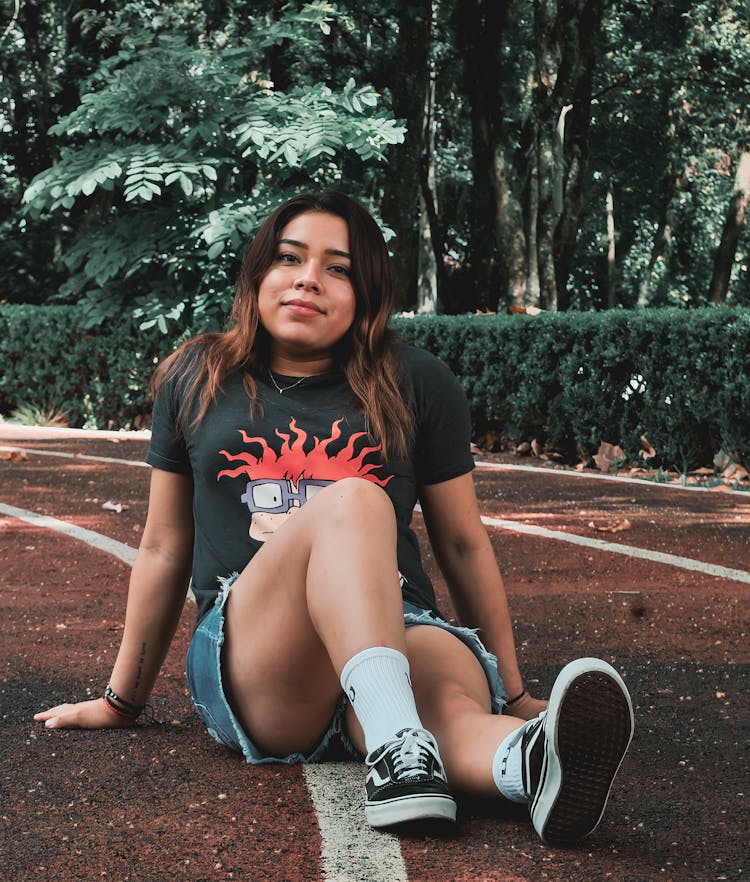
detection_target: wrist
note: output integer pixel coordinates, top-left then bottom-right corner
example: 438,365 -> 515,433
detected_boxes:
505,688 -> 527,706
102,684 -> 144,720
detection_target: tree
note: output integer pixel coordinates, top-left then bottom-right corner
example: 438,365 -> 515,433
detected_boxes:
21,1 -> 406,332
710,150 -> 750,303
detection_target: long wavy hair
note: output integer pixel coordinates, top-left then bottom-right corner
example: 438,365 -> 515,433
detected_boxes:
152,191 -> 413,460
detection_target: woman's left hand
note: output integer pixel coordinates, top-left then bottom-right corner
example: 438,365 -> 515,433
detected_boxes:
506,691 -> 547,720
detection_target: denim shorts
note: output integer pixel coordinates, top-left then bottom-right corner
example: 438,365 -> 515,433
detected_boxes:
186,581 -> 508,765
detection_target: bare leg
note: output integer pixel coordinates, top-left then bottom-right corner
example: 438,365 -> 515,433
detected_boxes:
344,625 -> 526,797
222,478 -> 407,757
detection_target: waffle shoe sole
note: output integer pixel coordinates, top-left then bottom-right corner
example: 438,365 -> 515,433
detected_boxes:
529,658 -> 634,844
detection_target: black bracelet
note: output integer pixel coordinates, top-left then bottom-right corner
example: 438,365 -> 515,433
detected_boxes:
104,685 -> 143,717
505,689 -> 527,706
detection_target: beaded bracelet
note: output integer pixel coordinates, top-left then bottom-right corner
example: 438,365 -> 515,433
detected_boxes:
103,685 -> 144,719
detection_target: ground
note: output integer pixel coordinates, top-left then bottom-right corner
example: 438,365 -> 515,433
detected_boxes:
0,430 -> 747,882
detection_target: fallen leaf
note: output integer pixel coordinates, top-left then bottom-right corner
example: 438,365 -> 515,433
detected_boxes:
639,434 -> 656,460
588,519 -> 632,533
102,500 -> 127,513
593,441 -> 626,472
723,463 -> 749,482
628,467 -> 650,477
713,448 -> 732,471
0,449 -> 28,462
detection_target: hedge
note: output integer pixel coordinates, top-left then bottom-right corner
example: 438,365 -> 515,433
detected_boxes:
2,304 -> 748,467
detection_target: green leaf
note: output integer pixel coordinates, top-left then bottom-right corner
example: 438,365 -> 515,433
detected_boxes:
207,240 -> 225,259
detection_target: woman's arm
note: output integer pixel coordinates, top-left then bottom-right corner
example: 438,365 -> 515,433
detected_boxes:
34,468 -> 195,728
419,472 -> 545,717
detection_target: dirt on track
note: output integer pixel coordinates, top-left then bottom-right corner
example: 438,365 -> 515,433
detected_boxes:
1,434 -> 748,882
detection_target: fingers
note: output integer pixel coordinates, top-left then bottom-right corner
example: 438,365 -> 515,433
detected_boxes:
34,703 -> 84,728
33,698 -> 119,730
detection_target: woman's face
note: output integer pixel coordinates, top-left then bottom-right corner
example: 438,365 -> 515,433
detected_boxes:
257,211 -> 356,368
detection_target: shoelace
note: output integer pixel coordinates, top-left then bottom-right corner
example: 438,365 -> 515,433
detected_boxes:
376,728 -> 440,780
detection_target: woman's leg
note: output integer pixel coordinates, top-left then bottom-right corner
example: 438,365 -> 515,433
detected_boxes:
356,626 -> 634,844
345,625 -> 525,796
222,477 -> 408,757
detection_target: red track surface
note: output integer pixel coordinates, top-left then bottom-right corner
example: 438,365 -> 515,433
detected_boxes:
1,431 -> 748,882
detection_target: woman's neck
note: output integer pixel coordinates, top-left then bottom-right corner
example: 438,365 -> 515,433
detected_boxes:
268,352 -> 335,377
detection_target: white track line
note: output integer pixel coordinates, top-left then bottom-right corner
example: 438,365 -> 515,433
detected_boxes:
0,502 -> 137,565
303,764 -> 407,882
5,445 -> 750,496
5,445 -> 748,582
0,445 -> 149,468
479,514 -> 750,585
0,501 -> 406,882
475,460 -> 750,496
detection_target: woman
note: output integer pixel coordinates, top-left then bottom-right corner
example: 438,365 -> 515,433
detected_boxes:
35,191 -> 634,843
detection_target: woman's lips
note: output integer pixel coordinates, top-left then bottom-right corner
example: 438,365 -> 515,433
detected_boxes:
283,299 -> 323,317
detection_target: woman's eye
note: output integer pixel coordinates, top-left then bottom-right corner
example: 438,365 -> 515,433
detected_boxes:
277,252 -> 299,263
329,264 -> 350,275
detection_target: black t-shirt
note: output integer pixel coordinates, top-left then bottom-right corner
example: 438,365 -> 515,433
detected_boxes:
146,344 -> 475,622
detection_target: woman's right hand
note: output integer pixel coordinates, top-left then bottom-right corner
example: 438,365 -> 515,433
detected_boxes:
34,698 -> 136,730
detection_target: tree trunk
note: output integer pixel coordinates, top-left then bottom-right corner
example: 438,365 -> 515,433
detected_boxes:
637,169 -> 676,307
417,13 -> 442,314
378,0 -> 432,310
530,0 -> 605,311
495,151 -> 529,308
709,150 -> 750,303
606,183 -> 617,308
453,0 -> 508,310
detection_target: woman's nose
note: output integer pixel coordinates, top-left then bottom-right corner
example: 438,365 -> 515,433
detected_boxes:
294,273 -> 320,291
294,263 -> 320,291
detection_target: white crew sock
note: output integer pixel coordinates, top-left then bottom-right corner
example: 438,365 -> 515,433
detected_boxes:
492,723 -> 531,804
339,646 -> 423,753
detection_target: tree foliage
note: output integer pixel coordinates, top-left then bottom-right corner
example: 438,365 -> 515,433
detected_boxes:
15,1 -> 405,331
2,0 -> 749,316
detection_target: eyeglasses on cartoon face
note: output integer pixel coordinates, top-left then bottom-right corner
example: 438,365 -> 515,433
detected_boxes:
240,478 -> 333,515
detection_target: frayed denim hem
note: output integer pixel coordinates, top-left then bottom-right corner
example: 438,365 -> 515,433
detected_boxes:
402,601 -> 508,714
187,574 -> 360,765
186,576 -> 509,764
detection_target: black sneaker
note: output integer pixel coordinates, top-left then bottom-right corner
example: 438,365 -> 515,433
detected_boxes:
364,727 -> 457,827
521,658 -> 634,844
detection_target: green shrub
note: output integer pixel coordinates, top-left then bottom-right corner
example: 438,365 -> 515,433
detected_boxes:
393,307 -> 750,467
2,304 -> 748,467
0,304 -> 166,429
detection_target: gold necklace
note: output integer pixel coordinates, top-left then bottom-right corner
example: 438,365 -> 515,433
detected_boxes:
268,369 -> 308,394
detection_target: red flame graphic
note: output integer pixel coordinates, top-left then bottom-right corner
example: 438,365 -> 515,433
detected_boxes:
217,418 -> 391,486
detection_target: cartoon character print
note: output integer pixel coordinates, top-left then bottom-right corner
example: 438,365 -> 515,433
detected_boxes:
217,418 -> 392,541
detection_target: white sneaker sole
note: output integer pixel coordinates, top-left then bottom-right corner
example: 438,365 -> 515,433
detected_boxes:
366,793 -> 457,828
530,658 -> 634,844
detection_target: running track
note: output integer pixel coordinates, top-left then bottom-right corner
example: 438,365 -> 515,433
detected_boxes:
1,428 -> 748,882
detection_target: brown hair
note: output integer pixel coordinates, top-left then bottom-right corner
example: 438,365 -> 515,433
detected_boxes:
152,191 -> 413,460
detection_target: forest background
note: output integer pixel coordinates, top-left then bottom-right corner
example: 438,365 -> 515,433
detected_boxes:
1,0 -> 749,335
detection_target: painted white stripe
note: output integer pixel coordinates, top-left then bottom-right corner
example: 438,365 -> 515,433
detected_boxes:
303,764 -> 408,882
0,501 -> 402,881
475,459 -> 750,496
0,445 -> 149,468
0,502 -> 138,565
479,513 -> 750,585
7,444 -> 748,499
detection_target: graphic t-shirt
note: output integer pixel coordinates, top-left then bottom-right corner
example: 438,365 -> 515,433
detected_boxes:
146,345 -> 475,622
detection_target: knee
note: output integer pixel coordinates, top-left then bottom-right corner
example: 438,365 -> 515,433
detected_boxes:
323,477 -> 395,527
